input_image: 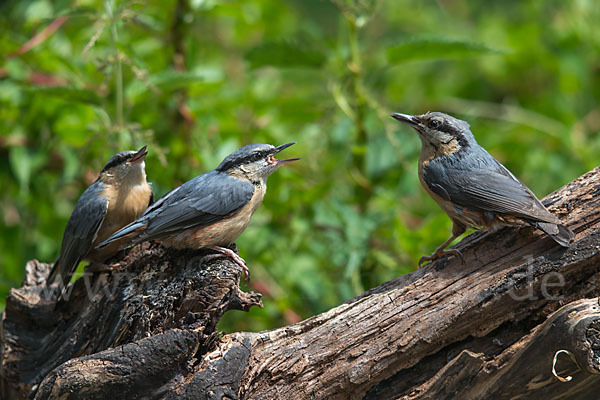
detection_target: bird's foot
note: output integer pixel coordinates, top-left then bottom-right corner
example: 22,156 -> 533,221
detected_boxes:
207,246 -> 250,280
85,262 -> 121,274
418,248 -> 464,268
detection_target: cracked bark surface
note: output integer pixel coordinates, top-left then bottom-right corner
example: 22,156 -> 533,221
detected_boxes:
1,167 -> 600,400
0,244 -> 262,399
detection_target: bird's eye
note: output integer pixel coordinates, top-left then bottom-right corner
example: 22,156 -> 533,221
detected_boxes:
429,119 -> 441,129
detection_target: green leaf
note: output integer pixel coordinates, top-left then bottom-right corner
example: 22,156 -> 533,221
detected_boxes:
126,70 -> 213,99
131,14 -> 164,31
366,133 -> 400,178
55,5 -> 98,18
53,106 -> 97,146
9,146 -> 33,190
24,0 -> 53,23
8,146 -> 48,193
387,35 -> 501,64
4,59 -> 29,81
245,42 -> 326,69
25,86 -> 102,105
149,70 -> 207,90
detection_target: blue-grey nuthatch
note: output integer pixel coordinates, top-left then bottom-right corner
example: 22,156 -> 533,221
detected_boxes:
48,146 -> 153,295
391,111 -> 574,266
97,143 -> 299,278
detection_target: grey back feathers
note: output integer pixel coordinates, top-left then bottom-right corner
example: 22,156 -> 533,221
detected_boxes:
423,149 -> 562,225
139,170 -> 254,240
96,142 -> 299,249
49,147 -> 151,297
48,182 -> 109,288
98,169 -> 255,246
419,113 -> 560,224
396,111 -> 574,247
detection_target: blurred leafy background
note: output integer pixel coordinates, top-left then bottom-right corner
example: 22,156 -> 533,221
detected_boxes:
0,0 -> 598,331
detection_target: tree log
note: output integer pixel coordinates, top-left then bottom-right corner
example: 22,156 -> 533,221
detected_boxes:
1,167 -> 600,399
0,245 -> 262,399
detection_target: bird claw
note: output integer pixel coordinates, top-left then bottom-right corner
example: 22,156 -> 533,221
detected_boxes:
85,262 -> 121,273
418,255 -> 432,268
418,248 -> 464,267
206,246 -> 250,280
452,248 -> 465,264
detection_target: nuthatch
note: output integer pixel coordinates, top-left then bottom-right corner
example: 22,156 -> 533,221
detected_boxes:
391,111 -> 574,266
48,146 -> 153,295
97,143 -> 299,278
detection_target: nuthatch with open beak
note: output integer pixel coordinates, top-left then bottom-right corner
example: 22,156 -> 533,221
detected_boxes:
48,146 -> 153,295
97,143 -> 299,278
391,112 -> 574,266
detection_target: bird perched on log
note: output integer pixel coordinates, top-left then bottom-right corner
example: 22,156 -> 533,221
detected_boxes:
97,142 -> 299,278
391,112 -> 574,266
48,146 -> 153,296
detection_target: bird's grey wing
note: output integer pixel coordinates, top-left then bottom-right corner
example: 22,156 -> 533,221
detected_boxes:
424,153 -> 560,224
141,171 -> 255,239
141,183 -> 181,217
50,188 -> 108,285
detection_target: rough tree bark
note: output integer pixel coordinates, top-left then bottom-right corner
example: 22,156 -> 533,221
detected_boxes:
1,166 -> 600,400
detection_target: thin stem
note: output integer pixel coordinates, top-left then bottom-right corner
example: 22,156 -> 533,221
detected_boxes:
347,16 -> 370,211
105,0 -> 123,129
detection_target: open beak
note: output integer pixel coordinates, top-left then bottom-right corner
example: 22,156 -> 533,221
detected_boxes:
390,112 -> 419,126
269,142 -> 300,165
130,145 -> 148,163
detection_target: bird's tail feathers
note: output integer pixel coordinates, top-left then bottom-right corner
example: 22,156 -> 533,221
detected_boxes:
96,221 -> 146,249
47,258 -> 73,305
535,221 -> 574,247
47,258 -> 62,287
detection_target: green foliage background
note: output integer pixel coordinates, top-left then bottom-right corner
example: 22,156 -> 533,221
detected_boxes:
0,0 -> 598,331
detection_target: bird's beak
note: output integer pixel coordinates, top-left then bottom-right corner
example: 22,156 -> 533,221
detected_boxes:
274,142 -> 295,153
271,142 -> 300,164
130,145 -> 148,163
390,113 -> 419,126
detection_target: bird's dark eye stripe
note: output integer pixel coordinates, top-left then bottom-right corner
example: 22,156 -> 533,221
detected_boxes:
101,154 -> 131,173
429,119 -> 441,128
428,120 -> 460,136
248,151 -> 268,163
219,150 -> 271,170
239,154 -> 259,164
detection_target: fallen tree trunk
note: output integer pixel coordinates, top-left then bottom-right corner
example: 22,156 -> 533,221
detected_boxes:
1,167 -> 600,399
